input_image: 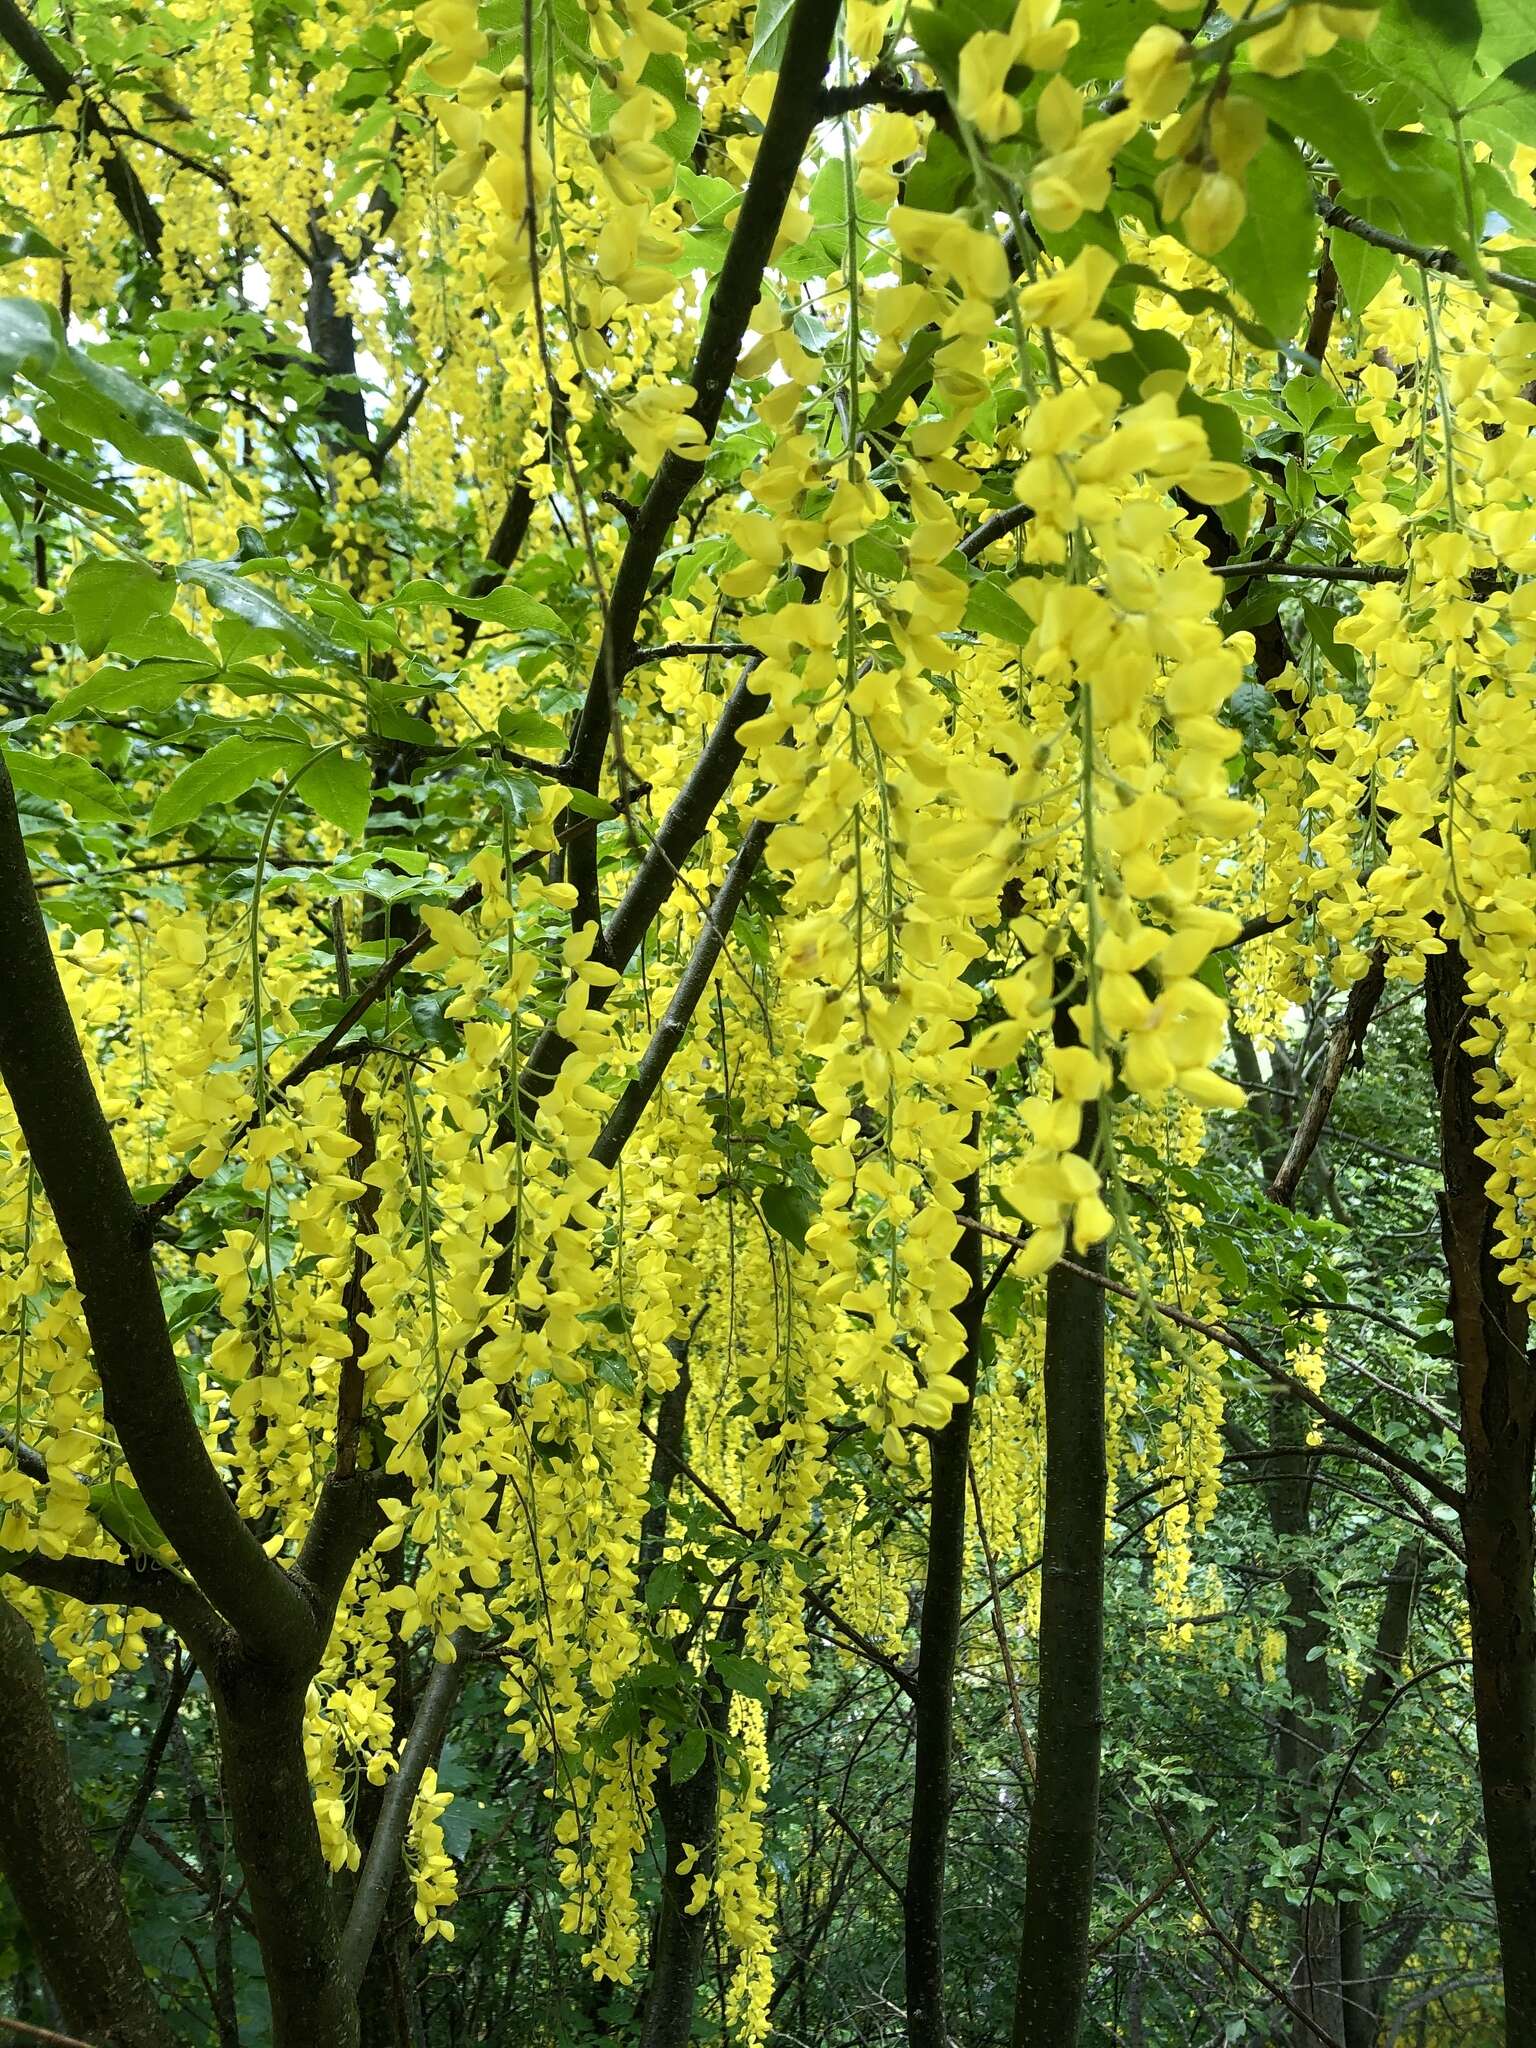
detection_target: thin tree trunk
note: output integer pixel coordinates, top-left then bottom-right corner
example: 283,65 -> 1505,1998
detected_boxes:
1258,959 -> 1386,2044
1270,1392 -> 1346,2047
0,1592 -> 175,2048
636,1322 -> 736,2048
1340,1543 -> 1421,2048
640,1685 -> 731,2048
1012,1098 -> 1106,2048
1425,941 -> 1536,2039
903,1162 -> 984,2048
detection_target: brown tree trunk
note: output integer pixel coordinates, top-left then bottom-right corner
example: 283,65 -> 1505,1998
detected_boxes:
1269,1391 -> 1347,2047
903,1163 -> 984,2048
0,1592 -> 175,2048
1012,1101 -> 1107,2047
211,1652 -> 359,2048
1425,942 -> 1536,2040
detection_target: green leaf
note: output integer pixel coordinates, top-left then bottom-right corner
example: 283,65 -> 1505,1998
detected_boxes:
963,574 -> 1034,644
747,0 -> 796,72
1208,135 -> 1318,339
0,440 -> 135,518
564,787 -> 614,820
89,1479 -> 170,1560
705,1642 -> 772,1702
1368,0 -> 1482,107
1465,55 -> 1536,149
646,1561 -> 685,1611
297,750 -> 372,838
179,560 -> 352,667
670,1726 -> 709,1785
2,741 -> 128,821
1477,0 -> 1536,74
1329,227 -> 1396,313
0,227 -> 62,267
65,556 -> 176,659
49,658 -> 218,723
760,1179 -> 814,1252
1065,0 -> 1150,83
497,706 -> 568,751
150,736 -> 308,833
46,349 -> 209,490
0,295 -> 60,388
391,578 -> 562,635
1242,72 -> 1399,192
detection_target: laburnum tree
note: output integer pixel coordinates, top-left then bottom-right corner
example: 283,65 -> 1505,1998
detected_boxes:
0,0 -> 1534,2041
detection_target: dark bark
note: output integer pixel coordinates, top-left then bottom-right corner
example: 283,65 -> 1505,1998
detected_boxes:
211,1652 -> 358,2048
307,220 -> 370,449
1425,940 -> 1536,2039
1258,959 -> 1386,2044
0,0 -> 164,255
1269,1389 -> 1346,2047
341,1641 -> 470,1993
1340,1544 -> 1422,2048
0,756 -> 310,1661
0,1592 -> 175,2048
111,1646 -> 193,1867
452,473 -> 538,653
1012,1099 -> 1106,2048
634,1292 -> 739,2048
903,1161 -> 984,2048
640,1693 -> 730,2048
561,0 -> 841,925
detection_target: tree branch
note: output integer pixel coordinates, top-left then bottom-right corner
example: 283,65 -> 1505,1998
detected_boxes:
1322,198 -> 1536,307
339,1633 -> 471,1991
0,0 -> 163,255
957,1215 -> 1464,1513
0,757 -> 309,1661
1266,950 -> 1385,1207
560,0 -> 842,925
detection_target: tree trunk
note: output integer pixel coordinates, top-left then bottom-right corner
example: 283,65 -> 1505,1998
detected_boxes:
640,1696 -> 729,2048
0,1592 -> 175,2048
1012,1101 -> 1107,2048
1425,942 -> 1536,2039
1269,1392 -> 1347,2047
1340,1543 -> 1421,2048
903,1164 -> 984,2048
637,1325 -> 731,2048
212,1653 -> 359,2048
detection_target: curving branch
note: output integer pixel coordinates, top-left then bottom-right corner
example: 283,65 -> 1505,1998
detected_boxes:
0,757 -> 309,1661
0,0 -> 163,255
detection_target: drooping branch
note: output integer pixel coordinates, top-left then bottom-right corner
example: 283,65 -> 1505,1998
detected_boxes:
0,757 -> 309,1661
1012,1083 -> 1107,2048
111,1648 -> 194,1868
589,820 -> 771,1171
1266,951 -> 1386,1206
453,472 -> 537,653
958,1215 -> 1465,1514
0,1546 -> 220,1656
